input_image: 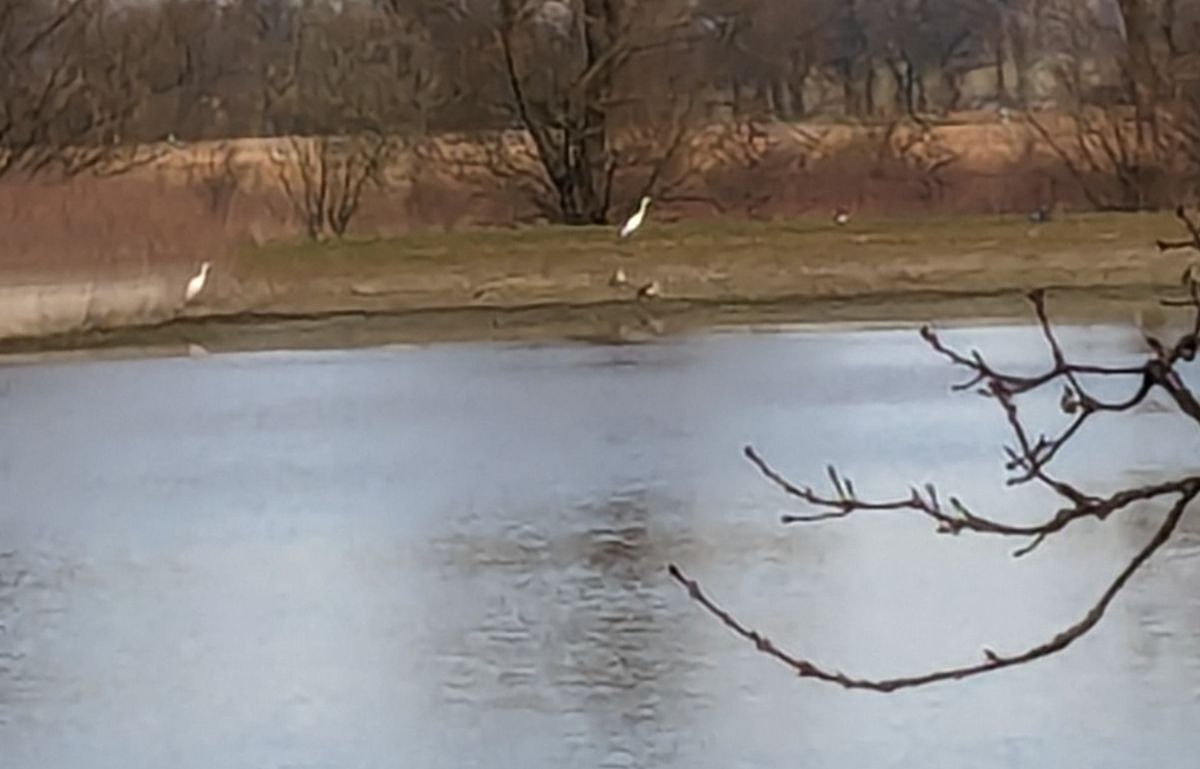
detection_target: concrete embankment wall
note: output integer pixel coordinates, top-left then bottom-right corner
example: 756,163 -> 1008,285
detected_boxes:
0,278 -> 179,340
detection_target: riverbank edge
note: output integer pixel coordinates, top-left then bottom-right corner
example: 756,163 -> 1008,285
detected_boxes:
0,281 -> 1178,364
4,212 -> 1194,360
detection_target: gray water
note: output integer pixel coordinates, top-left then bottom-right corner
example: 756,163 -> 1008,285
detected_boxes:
1,323 -> 1199,769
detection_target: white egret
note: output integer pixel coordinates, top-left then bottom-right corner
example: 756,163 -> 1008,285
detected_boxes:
609,267 -> 628,286
184,261 -> 212,303
619,196 -> 651,238
832,208 -> 851,226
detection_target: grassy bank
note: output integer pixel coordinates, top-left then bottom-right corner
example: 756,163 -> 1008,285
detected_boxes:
1,212 -> 1193,357
225,212 -> 1185,312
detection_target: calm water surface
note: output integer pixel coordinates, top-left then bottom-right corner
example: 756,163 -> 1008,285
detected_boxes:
1,323 -> 1199,769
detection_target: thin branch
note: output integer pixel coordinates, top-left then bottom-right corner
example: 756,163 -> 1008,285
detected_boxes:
669,485 -> 1197,693
675,270 -> 1200,691
748,444 -> 1197,547
740,286 -> 1194,551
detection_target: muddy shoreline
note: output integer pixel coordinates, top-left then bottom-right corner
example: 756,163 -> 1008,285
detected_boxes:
0,283 -> 1180,365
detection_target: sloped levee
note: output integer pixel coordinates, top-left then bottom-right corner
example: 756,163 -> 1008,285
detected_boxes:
0,278 -> 179,340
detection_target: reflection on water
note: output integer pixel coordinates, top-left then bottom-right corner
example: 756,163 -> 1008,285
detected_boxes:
429,492 -> 700,768
0,323 -> 1199,769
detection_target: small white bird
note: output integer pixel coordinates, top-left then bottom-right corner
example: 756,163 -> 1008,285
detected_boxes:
833,207 -> 851,226
619,196 -> 652,238
184,261 -> 212,303
609,267 -> 628,286
636,279 -> 661,300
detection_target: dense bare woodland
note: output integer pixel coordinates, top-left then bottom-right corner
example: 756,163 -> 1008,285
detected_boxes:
4,1 -> 1200,225
6,0 -> 1195,142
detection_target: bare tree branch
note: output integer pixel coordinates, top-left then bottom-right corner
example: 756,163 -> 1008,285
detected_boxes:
671,215 -> 1200,691
669,484 -> 1197,692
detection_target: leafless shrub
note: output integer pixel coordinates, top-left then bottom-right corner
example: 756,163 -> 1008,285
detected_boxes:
655,119 -> 788,216
272,134 -> 396,241
187,143 -> 243,225
875,119 -> 961,202
832,118 -> 962,206
1027,106 -> 1191,211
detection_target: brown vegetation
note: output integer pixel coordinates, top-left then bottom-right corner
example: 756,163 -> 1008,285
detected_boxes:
6,1 -> 1200,283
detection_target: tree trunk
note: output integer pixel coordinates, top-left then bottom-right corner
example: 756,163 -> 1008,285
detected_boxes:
497,0 -> 619,224
1115,0 -> 1167,139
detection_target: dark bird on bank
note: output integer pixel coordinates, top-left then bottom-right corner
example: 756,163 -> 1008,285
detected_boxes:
636,280 -> 661,300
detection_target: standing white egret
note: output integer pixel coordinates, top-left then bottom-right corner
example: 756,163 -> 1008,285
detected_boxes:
619,196 -> 652,238
609,267 -> 628,286
184,261 -> 212,303
832,207 -> 851,226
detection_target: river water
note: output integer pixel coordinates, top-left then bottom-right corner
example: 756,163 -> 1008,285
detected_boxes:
1,322 -> 1199,769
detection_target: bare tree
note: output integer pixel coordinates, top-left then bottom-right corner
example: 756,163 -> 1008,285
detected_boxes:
132,0 -> 251,142
1115,0 -> 1173,128
645,117 -> 828,217
222,0 -> 304,136
671,211 -> 1200,692
689,0 -> 847,120
187,142 -> 243,226
1022,1 -> 1200,211
1027,105 -> 1189,211
0,0 -> 159,180
0,0 -> 89,178
868,118 -> 961,202
867,0 -> 987,116
273,134 -> 393,241
491,0 -> 704,224
268,1 -> 429,240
